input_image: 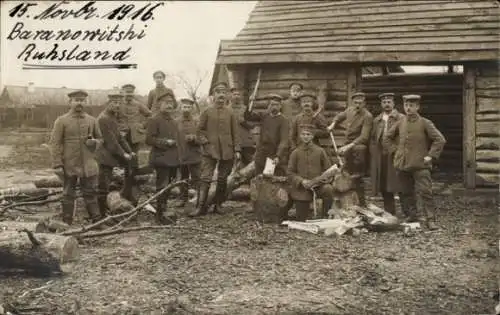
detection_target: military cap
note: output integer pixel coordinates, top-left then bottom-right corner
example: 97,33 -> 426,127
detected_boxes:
298,123 -> 316,132
179,98 -> 195,105
230,87 -> 240,92
299,92 -> 316,101
289,82 -> 304,89
378,92 -> 395,100
266,93 -> 283,101
121,84 -> 136,95
157,92 -> 177,108
107,91 -> 123,100
211,81 -> 229,92
67,90 -> 88,98
153,70 -> 166,79
351,92 -> 366,99
403,94 -> 421,101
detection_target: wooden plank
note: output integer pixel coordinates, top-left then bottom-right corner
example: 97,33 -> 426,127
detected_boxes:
476,136 -> 500,150
476,112 -> 500,121
475,173 -> 500,187
476,97 -> 500,113
476,77 -> 500,89
237,22 -> 500,41
246,69 -> 348,81
216,50 -> 499,64
463,66 -> 476,188
248,79 -> 347,91
347,67 -> 357,108
226,38 -> 499,51
477,65 -> 499,77
476,162 -> 500,172
476,88 -> 500,98
251,1 -> 495,17
476,149 -> 500,161
243,8 -> 498,30
253,0 -> 411,12
239,15 -> 499,36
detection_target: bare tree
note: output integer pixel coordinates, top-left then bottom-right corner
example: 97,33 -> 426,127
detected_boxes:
168,68 -> 209,114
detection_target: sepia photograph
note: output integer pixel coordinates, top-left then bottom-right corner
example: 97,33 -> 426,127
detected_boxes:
0,0 -> 498,314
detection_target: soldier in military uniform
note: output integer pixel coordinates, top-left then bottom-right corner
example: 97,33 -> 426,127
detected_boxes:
327,92 -> 373,207
49,90 -> 102,225
176,98 -> 202,207
230,88 -> 255,168
145,90 -> 183,224
147,70 -> 176,114
288,124 -> 334,221
386,94 -> 446,230
282,82 -> 304,120
244,93 -> 289,176
119,84 -> 152,204
289,93 -> 329,151
95,91 -> 134,218
369,93 -> 404,215
189,82 -> 241,217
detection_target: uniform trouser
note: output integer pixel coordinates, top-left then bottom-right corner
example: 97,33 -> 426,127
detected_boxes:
97,164 -> 114,217
345,144 -> 367,207
123,138 -> 140,205
397,169 -> 435,222
179,163 -> 201,202
155,166 -> 178,213
62,175 -> 100,224
200,156 -> 234,205
294,184 -> 334,222
379,154 -> 396,215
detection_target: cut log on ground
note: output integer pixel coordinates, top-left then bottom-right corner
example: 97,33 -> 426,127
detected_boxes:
0,185 -> 54,202
0,231 -> 79,277
0,221 -> 50,233
250,175 -> 290,224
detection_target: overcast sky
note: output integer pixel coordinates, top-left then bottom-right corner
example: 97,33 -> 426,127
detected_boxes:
0,1 -> 257,97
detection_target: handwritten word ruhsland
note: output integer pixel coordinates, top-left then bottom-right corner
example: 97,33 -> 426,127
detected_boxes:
6,1 -> 164,64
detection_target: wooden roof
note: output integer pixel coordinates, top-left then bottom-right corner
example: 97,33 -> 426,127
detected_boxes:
0,85 -> 147,108
216,0 -> 500,64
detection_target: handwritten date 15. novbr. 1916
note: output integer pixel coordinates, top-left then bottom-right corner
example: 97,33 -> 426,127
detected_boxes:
102,2 -> 165,21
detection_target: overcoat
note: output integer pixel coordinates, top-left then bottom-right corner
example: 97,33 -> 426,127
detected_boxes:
118,99 -> 152,144
146,113 -> 184,168
369,110 -> 404,193
289,112 -> 329,150
176,114 -> 202,165
95,110 -> 132,167
49,110 -> 101,177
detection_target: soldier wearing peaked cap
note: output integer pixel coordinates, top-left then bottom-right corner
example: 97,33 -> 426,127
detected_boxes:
118,83 -> 152,205
369,92 -> 404,215
288,123 -> 334,221
244,92 -> 289,176
176,97 -> 202,207
148,70 -> 176,114
385,94 -> 446,230
189,80 -> 241,217
49,89 -> 102,225
289,92 -> 329,151
327,91 -> 373,207
282,82 -> 304,120
229,87 -> 257,171
95,90 -> 134,218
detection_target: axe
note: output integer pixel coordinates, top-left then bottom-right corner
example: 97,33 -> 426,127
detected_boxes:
248,68 -> 262,112
329,131 -> 344,167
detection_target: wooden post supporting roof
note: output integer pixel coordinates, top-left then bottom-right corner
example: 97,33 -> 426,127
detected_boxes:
463,65 -> 476,188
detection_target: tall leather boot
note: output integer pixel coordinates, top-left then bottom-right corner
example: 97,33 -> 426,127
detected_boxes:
212,180 -> 227,214
417,195 -> 438,230
61,201 -> 74,225
189,182 -> 209,217
178,183 -> 189,208
400,193 -> 418,222
295,201 -> 310,222
85,202 -> 101,223
321,198 -> 333,219
355,178 -> 367,208
156,192 -> 177,225
97,194 -> 108,218
382,192 -> 396,215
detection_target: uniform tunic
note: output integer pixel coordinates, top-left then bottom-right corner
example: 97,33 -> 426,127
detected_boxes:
146,113 -> 184,168
288,143 -> 332,201
289,112 -> 329,150
176,114 -> 202,165
147,85 -> 176,114
244,110 -> 289,174
118,99 -> 152,144
282,98 -> 302,121
49,110 -> 101,178
95,110 -> 132,167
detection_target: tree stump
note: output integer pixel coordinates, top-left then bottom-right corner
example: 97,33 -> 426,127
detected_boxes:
250,175 -> 290,224
0,221 -> 50,233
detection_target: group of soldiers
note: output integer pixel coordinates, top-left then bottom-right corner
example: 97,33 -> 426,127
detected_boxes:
49,70 -> 446,230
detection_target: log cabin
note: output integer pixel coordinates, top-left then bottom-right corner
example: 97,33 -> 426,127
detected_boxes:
211,0 -> 500,189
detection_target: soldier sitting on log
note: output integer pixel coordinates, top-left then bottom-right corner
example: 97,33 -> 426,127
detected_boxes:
244,93 -> 289,176
327,92 -> 373,207
145,91 -> 183,224
49,90 -> 102,225
288,124 -> 334,221
385,94 -> 446,230
176,98 -> 202,207
189,82 -> 241,217
95,91 -> 135,219
289,92 -> 329,151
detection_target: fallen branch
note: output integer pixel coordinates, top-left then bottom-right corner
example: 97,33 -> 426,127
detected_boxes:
61,180 -> 187,236
79,225 -> 227,239
0,196 -> 62,215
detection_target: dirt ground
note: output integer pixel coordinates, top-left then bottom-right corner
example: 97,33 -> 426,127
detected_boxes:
0,130 -> 498,315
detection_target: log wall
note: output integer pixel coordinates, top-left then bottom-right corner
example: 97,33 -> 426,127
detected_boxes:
362,73 -> 463,172
474,63 -> 499,187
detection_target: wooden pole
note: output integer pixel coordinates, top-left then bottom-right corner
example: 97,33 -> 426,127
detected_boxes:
463,65 -> 476,189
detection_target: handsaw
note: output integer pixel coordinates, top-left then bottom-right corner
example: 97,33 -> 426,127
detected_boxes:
248,68 -> 262,112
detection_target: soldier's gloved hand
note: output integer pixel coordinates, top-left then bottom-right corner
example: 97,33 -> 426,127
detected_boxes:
53,166 -> 64,179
